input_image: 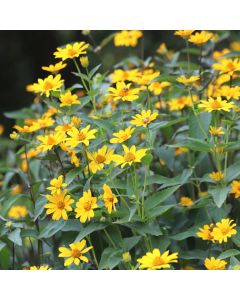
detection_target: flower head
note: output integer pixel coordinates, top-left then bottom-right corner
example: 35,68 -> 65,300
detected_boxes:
37,132 -> 65,152
54,41 -> 89,61
103,184 -> 118,214
209,171 -> 224,182
197,224 -> 215,242
31,74 -> 64,97
110,126 -> 134,144
66,125 -> 97,148
75,189 -> 98,223
212,218 -> 237,244
213,58 -> 240,76
137,249 -> 178,270
230,180 -> 240,198
130,110 -> 158,127
8,206 -> 27,219
29,265 -> 52,270
59,91 -> 80,107
209,126 -> 224,135
112,145 -> 147,168
179,196 -> 193,207
108,81 -> 140,102
204,257 -> 227,270
46,175 -> 67,194
148,81 -> 171,95
174,30 -> 195,38
86,145 -> 114,174
198,97 -> 234,112
45,190 -> 74,220
42,61 -> 67,73
114,30 -> 142,47
176,75 -> 200,85
188,31 -> 213,45
59,239 -> 92,266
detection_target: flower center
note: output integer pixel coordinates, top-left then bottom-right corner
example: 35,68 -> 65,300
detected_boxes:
43,81 -> 54,91
105,197 -> 114,203
96,154 -> 106,163
78,132 -> 86,141
143,117 -> 150,124
57,200 -> 65,209
119,87 -> 129,97
47,136 -> 56,145
83,201 -> 92,211
67,48 -> 77,58
71,249 -> 81,258
211,100 -> 222,109
124,152 -> 136,162
153,256 -> 165,266
227,62 -> 236,72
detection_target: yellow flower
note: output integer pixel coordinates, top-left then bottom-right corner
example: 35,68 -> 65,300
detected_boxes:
29,265 -> 52,270
179,196 -> 193,207
29,117 -> 55,132
59,91 -> 80,107
213,58 -> 240,76
110,126 -> 134,144
75,189 -> 98,223
55,123 -> 73,133
137,249 -> 178,270
71,116 -> 81,127
197,224 -> 215,242
188,31 -> 213,45
42,61 -> 67,73
54,41 -> 89,61
230,180 -> 240,198
103,184 -> 118,214
111,69 -> 141,83
209,171 -> 224,182
176,75 -> 200,85
132,69 -> 160,86
114,30 -> 142,47
216,86 -> 240,100
80,56 -> 89,68
148,81 -> 171,95
204,257 -> 227,270
66,125 -> 97,148
45,190 -> 74,220
209,126 -> 224,135
198,97 -> 234,112
31,74 -> 64,97
156,43 -> 167,55
230,41 -> 240,51
174,30 -> 195,38
0,124 -> 4,135
168,95 -> 193,111
112,145 -> 147,168
86,145 -> 114,174
130,110 -> 158,127
9,131 -> 19,140
46,175 -> 67,194
175,147 -> 188,156
37,132 -> 65,152
10,184 -> 23,195
108,81 -> 140,102
213,49 -> 230,61
212,219 -> 237,244
8,206 -> 27,219
122,251 -> 131,262
59,239 -> 92,267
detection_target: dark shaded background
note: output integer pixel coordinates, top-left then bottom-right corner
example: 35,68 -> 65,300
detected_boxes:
0,30 -> 236,135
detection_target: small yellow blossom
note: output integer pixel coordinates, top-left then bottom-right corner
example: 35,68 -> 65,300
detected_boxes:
230,180 -> 240,198
213,58 -> 240,76
86,145 -> 114,174
148,81 -> 171,95
80,56 -> 89,68
45,190 -> 74,220
175,147 -> 188,156
29,265 -> 52,270
10,184 -> 23,195
66,125 -> 97,148
75,189 -> 98,223
59,239 -> 92,266
209,171 -> 224,182
212,219 -> 237,244
108,81 -> 140,102
110,126 -> 134,144
114,30 -> 142,47
137,249 -> 178,270
103,184 -> 118,214
46,175 -> 67,194
42,61 -> 67,73
174,30 -> 195,38
130,110 -> 158,127
204,257 -> 227,270
188,31 -> 213,45
8,206 -> 27,219
31,74 -> 64,97
180,196 -> 193,207
54,41 -> 89,61
209,126 -> 224,135
59,91 -> 80,107
198,97 -> 234,112
111,69 -> 141,83
37,132 -> 65,152
197,224 -> 215,242
112,145 -> 147,168
176,75 -> 200,85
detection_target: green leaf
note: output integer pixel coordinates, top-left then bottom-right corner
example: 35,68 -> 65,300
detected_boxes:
218,249 -> 240,260
4,108 -> 35,119
34,196 -> 46,221
122,236 -> 141,251
74,222 -> 107,242
172,138 -> 211,152
189,112 -> 211,140
124,221 -> 162,236
148,204 -> 175,218
226,160 -> 240,182
208,186 -> 230,208
145,185 -> 179,210
181,249 -> 206,260
171,226 -> 199,241
0,240 -> 6,251
149,117 -> 187,130
39,220 -> 66,239
8,228 -> 22,246
88,64 -> 102,79
99,247 -> 122,270
65,167 -> 82,185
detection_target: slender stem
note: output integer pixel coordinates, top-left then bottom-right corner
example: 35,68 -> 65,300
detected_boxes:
185,39 -> 190,73
103,228 -> 117,248
12,242 -> 15,270
87,236 -> 98,269
54,148 -> 65,177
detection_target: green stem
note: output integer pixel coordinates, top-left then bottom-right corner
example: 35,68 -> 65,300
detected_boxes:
103,228 -> 117,248
87,236 -> 98,269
